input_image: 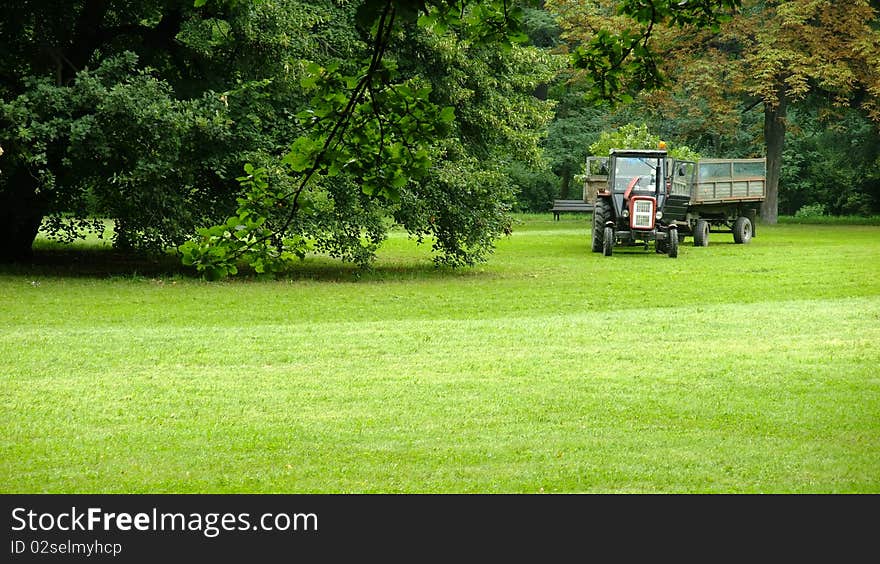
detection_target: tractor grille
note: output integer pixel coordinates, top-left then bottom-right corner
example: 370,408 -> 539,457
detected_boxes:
632,199 -> 654,229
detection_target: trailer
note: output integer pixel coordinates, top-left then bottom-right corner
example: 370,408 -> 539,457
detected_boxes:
584,152 -> 766,248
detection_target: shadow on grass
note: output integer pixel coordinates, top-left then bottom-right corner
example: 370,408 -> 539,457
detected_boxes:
0,248 -> 188,279
0,246 -> 482,283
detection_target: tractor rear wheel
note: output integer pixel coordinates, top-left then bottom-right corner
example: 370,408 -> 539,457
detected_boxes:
591,198 -> 611,252
668,228 -> 679,258
693,219 -> 709,247
602,226 -> 614,256
733,216 -> 752,244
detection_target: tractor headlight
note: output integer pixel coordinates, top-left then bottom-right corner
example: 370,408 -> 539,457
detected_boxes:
622,209 -> 629,218
655,211 -> 663,220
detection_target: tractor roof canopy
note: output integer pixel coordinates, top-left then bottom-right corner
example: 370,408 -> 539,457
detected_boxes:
609,149 -> 668,158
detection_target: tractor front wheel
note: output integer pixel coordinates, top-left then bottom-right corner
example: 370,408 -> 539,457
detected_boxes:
603,226 -> 614,256
591,198 -> 611,252
667,228 -> 679,258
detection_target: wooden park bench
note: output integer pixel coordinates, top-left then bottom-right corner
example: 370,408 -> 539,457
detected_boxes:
551,199 -> 594,220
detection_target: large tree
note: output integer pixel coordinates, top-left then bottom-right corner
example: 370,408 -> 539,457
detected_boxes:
0,0 -> 354,261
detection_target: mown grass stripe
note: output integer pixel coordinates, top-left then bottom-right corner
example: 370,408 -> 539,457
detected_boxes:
1,219 -> 878,493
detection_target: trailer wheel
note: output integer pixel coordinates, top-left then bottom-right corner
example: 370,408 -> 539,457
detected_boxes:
733,216 -> 752,244
602,226 -> 614,256
667,228 -> 679,258
693,219 -> 709,247
746,209 -> 757,238
591,198 -> 610,252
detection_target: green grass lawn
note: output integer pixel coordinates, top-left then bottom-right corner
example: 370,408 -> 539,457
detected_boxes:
2,215 -> 879,493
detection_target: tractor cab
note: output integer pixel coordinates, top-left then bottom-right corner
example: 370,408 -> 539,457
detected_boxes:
607,149 -> 668,231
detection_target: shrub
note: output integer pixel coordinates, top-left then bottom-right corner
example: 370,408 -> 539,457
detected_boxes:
794,203 -> 826,219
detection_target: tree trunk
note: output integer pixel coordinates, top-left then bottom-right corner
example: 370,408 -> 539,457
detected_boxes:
560,167 -> 572,199
762,96 -> 787,224
0,169 -> 45,262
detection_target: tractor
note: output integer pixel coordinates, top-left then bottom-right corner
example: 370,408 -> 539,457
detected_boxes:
590,148 -> 679,258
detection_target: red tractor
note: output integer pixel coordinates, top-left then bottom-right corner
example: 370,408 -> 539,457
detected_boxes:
590,149 -> 679,258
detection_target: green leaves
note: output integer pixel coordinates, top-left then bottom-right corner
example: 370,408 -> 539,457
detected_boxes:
282,137 -> 325,173
588,123 -> 699,161
284,60 -> 451,204
570,1 -> 742,103
438,106 -> 456,124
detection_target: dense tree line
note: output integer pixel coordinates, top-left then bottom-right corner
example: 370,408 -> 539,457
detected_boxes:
2,1 -> 875,274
